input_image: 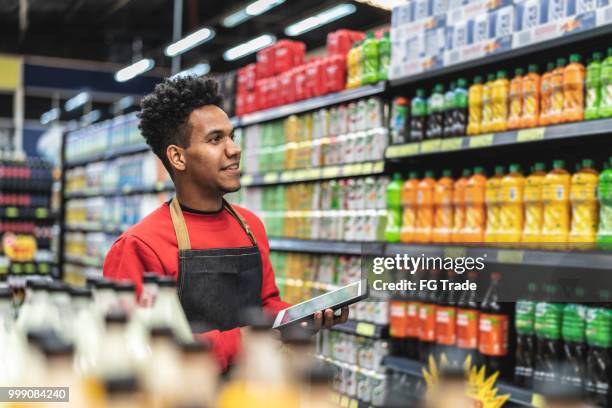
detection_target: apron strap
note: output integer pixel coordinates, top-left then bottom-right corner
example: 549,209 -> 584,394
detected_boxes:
169,198 -> 258,251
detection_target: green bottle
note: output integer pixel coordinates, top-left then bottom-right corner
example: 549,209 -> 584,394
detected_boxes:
453,78 -> 469,137
385,173 -> 403,242
443,81 -> 456,138
600,48 -> 612,118
585,52 -> 603,120
378,31 -> 391,82
597,157 -> 612,250
362,32 -> 379,85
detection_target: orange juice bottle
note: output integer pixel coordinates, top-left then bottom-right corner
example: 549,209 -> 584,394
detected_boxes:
498,164 -> 526,244
484,166 -> 505,244
415,170 -> 436,243
432,169 -> 454,243
541,160 -> 571,249
522,162 -> 546,246
400,171 -> 420,243
569,159 -> 599,249
549,58 -> 566,125
467,76 -> 484,135
451,168 -> 471,243
563,54 -> 585,123
508,68 -> 524,130
462,167 -> 487,243
521,64 -> 541,128
491,71 -> 510,132
481,74 -> 495,133
539,62 -> 555,126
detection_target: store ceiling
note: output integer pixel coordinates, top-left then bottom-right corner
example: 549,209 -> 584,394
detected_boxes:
0,0 -> 390,74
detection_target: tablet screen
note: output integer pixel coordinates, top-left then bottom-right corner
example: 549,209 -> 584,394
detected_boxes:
275,280 -> 365,327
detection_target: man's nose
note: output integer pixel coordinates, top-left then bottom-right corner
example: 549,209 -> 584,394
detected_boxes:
226,137 -> 241,157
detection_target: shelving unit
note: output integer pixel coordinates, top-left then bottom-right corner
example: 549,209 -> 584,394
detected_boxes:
65,181 -> 174,199
64,143 -> 150,169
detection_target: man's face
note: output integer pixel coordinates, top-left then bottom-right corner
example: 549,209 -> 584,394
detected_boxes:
182,105 -> 241,195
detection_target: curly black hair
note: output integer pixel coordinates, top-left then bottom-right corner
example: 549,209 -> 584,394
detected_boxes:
138,75 -> 223,175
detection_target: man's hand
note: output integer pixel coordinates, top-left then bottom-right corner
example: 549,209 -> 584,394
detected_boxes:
302,306 -> 349,331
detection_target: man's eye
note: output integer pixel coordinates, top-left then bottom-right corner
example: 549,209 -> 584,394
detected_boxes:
210,135 -> 223,143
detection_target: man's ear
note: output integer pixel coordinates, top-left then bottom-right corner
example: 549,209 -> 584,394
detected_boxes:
166,145 -> 186,172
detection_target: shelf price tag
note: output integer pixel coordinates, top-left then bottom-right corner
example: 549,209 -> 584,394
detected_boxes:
356,322 -> 376,337
361,162 -> 374,174
443,246 -> 467,258
342,164 -> 359,176
420,139 -> 441,153
12,263 -> 22,274
517,127 -> 545,142
372,161 -> 385,173
155,181 -> 165,191
385,143 -> 419,158
469,134 -> 494,148
6,207 -> 18,218
531,393 -> 545,407
306,168 -> 321,179
24,263 -> 35,274
322,166 -> 340,179
241,174 -> 254,186
340,396 -> 349,408
35,208 -> 48,219
497,249 -> 524,264
39,263 -> 49,274
263,172 -> 279,184
349,399 -> 359,408
280,171 -> 293,182
440,137 -> 463,151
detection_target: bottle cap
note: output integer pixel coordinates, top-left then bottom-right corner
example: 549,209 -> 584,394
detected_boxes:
509,163 -> 521,173
366,31 -> 374,39
462,168 -> 472,177
457,78 -> 467,88
534,162 -> 546,172
105,309 -> 128,325
26,280 -> 49,291
473,75 -> 483,84
416,88 -> 426,97
592,52 -> 603,62
547,62 -> 555,71
383,31 -> 390,38
556,58 -> 566,67
41,337 -> 74,358
581,159 -> 594,169
553,160 -> 565,169
392,172 -> 402,181
409,171 -> 419,179
569,53 -> 581,63
149,325 -> 176,339
528,64 -> 538,73
494,166 -> 505,175
496,70 -> 507,79
104,375 -> 140,395
608,47 -> 612,57
424,170 -> 435,178
487,73 -> 495,81
143,272 -> 159,284
449,81 -> 456,90
113,281 -> 135,292
93,278 -> 114,290
48,281 -> 70,293
177,339 -> 212,353
157,277 -> 177,288
69,287 -> 92,298
515,68 -> 524,76
442,169 -> 452,178
473,166 -> 484,175
434,84 -> 444,93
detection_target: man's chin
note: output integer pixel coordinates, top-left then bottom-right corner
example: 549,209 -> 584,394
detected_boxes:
220,183 -> 241,194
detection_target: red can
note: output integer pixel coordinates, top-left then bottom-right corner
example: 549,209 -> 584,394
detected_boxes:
257,45 -> 275,79
305,59 -> 326,97
324,55 -> 347,94
294,65 -> 308,101
279,72 -> 295,105
244,63 -> 257,92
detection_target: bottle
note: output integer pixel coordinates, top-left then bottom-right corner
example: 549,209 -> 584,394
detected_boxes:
539,62 -> 555,126
585,52 -> 603,120
560,289 -> 588,394
149,277 -> 193,342
346,42 -> 360,89
378,31 -> 391,82
419,269 -> 439,363
414,171 -> 435,243
597,157 -> 612,250
400,171 -> 419,243
410,89 -> 428,142
427,84 -> 445,139
484,166 -> 505,244
498,164 -> 525,244
508,68 -> 524,130
456,271 -> 480,366
481,74 -> 495,133
467,76 -> 484,135
432,169 -> 454,243
145,326 -> 183,406
522,163 -> 547,246
563,54 -> 586,122
491,70 -> 510,132
533,284 -> 564,388
521,64 -> 541,128
353,41 -> 364,88
479,272 -> 513,379
362,32 -> 379,85
385,173 -> 403,243
453,78 -> 469,137
549,58 -> 566,124
176,340 -> 217,408
435,271 -> 458,358
541,160 -> 571,249
390,97 -> 409,144
462,167 -> 487,243
569,159 -> 599,249
585,290 -> 612,407
451,169 -> 472,243
443,82 -> 456,138
515,282 -> 538,388
599,48 -> 612,118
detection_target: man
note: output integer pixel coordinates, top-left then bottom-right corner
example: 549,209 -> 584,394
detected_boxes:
103,76 -> 348,370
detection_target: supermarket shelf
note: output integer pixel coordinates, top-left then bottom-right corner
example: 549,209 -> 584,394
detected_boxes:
238,82 -> 386,127
65,143 -> 150,169
276,276 -> 340,292
0,206 -> 55,220
389,24 -> 612,88
384,355 -> 539,407
268,238 -> 384,256
0,257 -> 56,276
65,223 -> 126,235
241,160 -> 385,187
385,118 -> 612,160
332,320 -> 389,339
0,182 -> 54,192
65,181 -> 174,199
64,254 -> 103,269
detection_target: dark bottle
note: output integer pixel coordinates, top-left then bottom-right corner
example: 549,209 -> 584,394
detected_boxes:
478,272 -> 514,379
585,289 -> 612,407
456,270 -> 480,367
410,89 -> 428,142
533,284 -> 564,390
389,266 -> 417,358
405,268 -> 424,359
435,270 -> 458,362
515,282 -> 538,388
442,82 -> 456,138
426,84 -> 445,140
390,97 -> 409,145
560,286 -> 588,396
453,78 -> 469,137
418,269 -> 439,363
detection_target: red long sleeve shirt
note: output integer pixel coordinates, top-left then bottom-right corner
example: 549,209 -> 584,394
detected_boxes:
103,202 -> 290,370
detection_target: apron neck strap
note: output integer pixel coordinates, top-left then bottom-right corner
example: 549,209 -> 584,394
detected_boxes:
169,198 -> 257,251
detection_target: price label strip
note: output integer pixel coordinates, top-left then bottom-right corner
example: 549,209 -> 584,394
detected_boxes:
469,134 -> 494,148
517,127 -> 545,143
356,322 -> 376,337
385,143 -> 420,158
420,139 -> 441,153
440,137 -> 463,151
497,249 -> 525,264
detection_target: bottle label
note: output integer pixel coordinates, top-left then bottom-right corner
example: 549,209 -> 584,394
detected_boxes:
535,302 -> 563,339
586,307 -> 612,347
419,304 -> 436,341
456,308 -> 479,349
435,306 -> 457,345
478,313 -> 509,356
406,301 -> 420,338
389,301 -> 407,338
515,300 -> 535,334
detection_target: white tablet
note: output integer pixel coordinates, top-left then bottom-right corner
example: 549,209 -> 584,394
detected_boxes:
273,279 -> 368,329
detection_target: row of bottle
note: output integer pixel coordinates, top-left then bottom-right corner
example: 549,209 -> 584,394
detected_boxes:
0,221 -> 53,241
0,154 -> 53,191
514,284 -> 612,407
385,158 -> 612,248
346,31 -> 391,89
0,192 -> 50,207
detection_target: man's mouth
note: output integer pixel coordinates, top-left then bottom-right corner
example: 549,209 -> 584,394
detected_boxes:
221,163 -> 240,171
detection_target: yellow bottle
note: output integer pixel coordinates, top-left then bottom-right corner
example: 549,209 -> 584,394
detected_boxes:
491,70 -> 510,132
569,159 -> 599,249
522,162 -> 546,246
467,76 -> 484,135
498,164 -> 526,244
484,166 -> 505,244
481,74 -> 495,133
541,160 -> 571,249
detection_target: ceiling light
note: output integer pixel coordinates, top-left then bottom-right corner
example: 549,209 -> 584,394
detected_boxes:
114,59 -> 155,82
172,62 -> 211,79
223,9 -> 250,27
81,110 -> 101,124
40,108 -> 60,125
352,0 -> 405,10
64,92 -> 90,112
117,96 -> 135,110
246,0 -> 285,16
165,27 -> 215,57
223,34 -> 276,61
285,3 -> 357,37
